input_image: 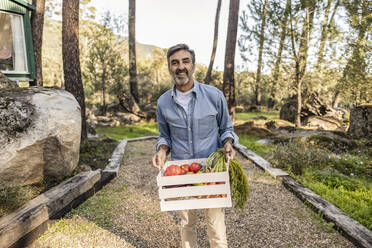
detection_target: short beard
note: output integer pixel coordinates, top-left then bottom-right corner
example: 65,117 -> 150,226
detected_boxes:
172,67 -> 194,86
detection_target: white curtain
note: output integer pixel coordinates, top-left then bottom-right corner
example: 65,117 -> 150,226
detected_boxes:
10,14 -> 27,72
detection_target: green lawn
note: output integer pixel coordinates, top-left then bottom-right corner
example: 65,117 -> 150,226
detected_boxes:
238,134 -> 274,157
96,122 -> 159,140
235,112 -> 279,121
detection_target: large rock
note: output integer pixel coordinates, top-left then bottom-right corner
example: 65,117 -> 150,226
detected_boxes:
280,93 -> 348,130
0,87 -> 81,186
348,104 -> 372,139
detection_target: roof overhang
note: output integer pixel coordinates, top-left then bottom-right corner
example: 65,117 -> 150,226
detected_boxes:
10,0 -> 35,11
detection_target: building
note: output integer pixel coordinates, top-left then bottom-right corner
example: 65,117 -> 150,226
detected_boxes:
0,0 -> 35,83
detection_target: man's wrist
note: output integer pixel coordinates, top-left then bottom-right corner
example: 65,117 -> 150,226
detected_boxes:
223,138 -> 233,146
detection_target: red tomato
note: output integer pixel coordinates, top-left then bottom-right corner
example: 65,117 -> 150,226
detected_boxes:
190,163 -> 202,173
164,165 -> 183,176
181,164 -> 190,174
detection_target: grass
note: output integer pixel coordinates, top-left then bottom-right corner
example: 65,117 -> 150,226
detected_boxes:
267,141 -> 372,230
79,138 -> 119,170
238,134 -> 275,157
235,111 -> 279,121
300,169 -> 372,230
0,183 -> 44,217
96,122 -> 159,140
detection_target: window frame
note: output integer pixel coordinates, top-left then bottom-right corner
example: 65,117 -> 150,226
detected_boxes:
0,10 -> 29,75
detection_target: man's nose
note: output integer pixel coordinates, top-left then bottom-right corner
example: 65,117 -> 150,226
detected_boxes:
178,62 -> 185,70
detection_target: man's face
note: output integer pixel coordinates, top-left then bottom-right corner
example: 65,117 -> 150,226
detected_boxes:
168,49 -> 194,86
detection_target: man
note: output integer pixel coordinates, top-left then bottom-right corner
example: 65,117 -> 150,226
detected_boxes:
152,44 -> 238,248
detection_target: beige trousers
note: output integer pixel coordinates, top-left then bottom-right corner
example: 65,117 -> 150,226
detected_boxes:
180,208 -> 228,248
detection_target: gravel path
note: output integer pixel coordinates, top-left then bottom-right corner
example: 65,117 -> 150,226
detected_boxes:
31,139 -> 355,248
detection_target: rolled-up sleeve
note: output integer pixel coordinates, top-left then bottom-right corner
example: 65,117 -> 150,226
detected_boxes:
156,103 -> 172,152
217,91 -> 239,145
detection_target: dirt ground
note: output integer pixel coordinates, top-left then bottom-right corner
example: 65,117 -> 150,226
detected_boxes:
30,139 -> 356,248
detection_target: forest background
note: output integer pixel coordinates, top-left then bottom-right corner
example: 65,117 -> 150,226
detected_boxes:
37,0 -> 371,121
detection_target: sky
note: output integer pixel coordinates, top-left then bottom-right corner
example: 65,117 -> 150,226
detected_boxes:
90,0 -> 251,71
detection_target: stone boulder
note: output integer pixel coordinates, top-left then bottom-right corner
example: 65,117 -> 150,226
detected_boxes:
0,87 -> 81,186
348,104 -> 372,139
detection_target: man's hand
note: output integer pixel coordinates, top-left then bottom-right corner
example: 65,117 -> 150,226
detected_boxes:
223,138 -> 235,162
152,145 -> 168,170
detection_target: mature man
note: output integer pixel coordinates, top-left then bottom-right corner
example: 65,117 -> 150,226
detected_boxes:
152,44 -> 238,248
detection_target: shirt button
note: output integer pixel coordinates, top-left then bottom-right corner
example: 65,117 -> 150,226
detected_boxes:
188,128 -> 191,131
190,141 -> 193,144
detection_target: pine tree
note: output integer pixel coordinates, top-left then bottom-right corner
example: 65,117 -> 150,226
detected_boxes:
62,0 -> 87,142
205,0 -> 222,85
289,0 -> 316,127
128,0 -> 139,103
223,0 -> 240,120
31,0 -> 46,86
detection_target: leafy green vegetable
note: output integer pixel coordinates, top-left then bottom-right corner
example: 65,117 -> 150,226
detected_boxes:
206,149 -> 250,210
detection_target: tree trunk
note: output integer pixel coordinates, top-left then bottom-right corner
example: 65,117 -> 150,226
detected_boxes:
296,2 -> 315,127
204,0 -> 222,85
223,0 -> 240,121
269,0 -> 290,109
129,0 -> 139,103
316,0 -> 339,66
289,0 -> 315,127
102,66 -> 107,115
31,0 -> 46,86
62,0 -> 87,142
255,0 -> 269,106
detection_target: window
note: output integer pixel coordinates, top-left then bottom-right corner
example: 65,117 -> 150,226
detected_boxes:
0,11 -> 28,73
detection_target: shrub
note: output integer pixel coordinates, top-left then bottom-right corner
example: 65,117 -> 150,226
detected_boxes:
266,141 -> 330,175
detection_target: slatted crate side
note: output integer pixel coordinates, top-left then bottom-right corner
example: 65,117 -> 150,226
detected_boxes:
159,184 -> 230,199
160,196 -> 232,211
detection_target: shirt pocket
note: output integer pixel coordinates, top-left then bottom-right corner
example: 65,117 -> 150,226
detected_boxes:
167,117 -> 187,138
197,113 -> 217,139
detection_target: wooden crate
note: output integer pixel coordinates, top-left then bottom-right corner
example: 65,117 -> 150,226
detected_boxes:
156,158 -> 232,211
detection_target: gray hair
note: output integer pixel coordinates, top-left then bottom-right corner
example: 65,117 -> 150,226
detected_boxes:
167,44 -> 195,66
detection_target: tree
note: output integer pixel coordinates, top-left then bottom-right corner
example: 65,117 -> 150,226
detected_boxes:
83,22 -> 127,115
289,0 -> 316,127
62,0 -> 87,142
333,0 -> 371,106
223,0 -> 240,120
254,0 -> 269,106
204,0 -> 222,85
31,0 -> 46,86
268,0 -> 290,108
128,0 -> 139,103
316,0 -> 340,67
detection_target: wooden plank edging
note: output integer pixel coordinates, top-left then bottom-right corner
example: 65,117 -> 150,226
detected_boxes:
233,142 -> 288,178
103,139 -> 128,175
0,170 -> 101,248
283,176 -> 372,248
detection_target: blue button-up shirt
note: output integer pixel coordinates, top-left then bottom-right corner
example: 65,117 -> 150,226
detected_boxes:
156,80 -> 238,160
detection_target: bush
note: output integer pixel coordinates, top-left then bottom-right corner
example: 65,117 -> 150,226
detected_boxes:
266,141 -> 330,175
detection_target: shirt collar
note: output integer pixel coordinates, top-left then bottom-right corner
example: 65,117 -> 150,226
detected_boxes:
171,79 -> 200,99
